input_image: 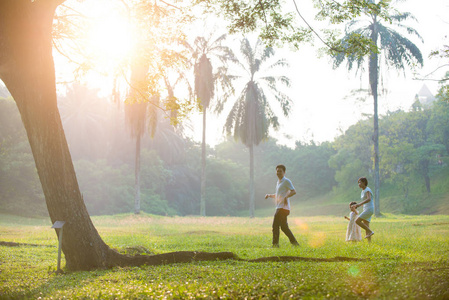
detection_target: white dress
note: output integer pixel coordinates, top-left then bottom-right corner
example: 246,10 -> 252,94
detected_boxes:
346,211 -> 362,242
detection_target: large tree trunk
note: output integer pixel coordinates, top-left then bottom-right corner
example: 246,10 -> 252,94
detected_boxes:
0,0 -> 114,271
249,144 -> 255,218
200,108 -> 207,216
369,17 -> 381,217
0,0 -> 235,271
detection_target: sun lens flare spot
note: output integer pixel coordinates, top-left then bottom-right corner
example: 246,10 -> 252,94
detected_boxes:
294,218 -> 309,231
308,231 -> 326,248
348,265 -> 360,277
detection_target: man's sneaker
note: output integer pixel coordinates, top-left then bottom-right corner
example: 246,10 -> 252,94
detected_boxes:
365,231 -> 374,239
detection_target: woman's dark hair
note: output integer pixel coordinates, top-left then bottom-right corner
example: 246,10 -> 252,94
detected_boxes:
358,177 -> 368,186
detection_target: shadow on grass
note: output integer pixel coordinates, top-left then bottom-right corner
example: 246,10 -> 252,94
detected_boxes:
0,241 -> 55,247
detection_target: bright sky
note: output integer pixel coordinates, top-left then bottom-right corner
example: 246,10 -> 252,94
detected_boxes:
190,0 -> 449,148
52,0 -> 449,149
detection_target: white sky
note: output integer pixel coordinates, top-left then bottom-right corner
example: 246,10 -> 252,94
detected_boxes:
187,0 -> 449,148
48,0 -> 449,149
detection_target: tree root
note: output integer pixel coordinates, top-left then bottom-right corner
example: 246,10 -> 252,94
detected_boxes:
0,241 -> 55,247
108,250 -> 239,267
247,256 -> 369,263
1,241 -> 369,268
105,249 -> 370,268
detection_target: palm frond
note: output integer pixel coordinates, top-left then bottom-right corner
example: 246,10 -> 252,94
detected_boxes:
332,28 -> 369,70
240,38 -> 256,74
390,12 -> 418,23
333,6 -> 423,76
260,46 -> 275,63
392,23 -> 423,42
224,37 -> 292,147
194,54 -> 214,108
378,25 -> 424,71
266,58 -> 290,69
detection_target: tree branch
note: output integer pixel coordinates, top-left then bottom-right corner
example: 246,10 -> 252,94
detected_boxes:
291,0 -> 342,53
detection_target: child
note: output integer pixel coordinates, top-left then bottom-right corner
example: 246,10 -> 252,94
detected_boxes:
345,201 -> 362,242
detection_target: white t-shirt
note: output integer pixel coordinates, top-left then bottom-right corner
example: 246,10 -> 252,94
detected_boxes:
361,187 -> 374,211
275,177 -> 295,210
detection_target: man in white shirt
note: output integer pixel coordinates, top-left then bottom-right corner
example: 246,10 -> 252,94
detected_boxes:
265,164 -> 299,247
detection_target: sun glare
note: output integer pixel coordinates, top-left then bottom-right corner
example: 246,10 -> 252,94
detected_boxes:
86,7 -> 133,71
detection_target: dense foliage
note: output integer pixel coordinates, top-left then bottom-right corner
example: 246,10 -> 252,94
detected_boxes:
1,83 -> 448,217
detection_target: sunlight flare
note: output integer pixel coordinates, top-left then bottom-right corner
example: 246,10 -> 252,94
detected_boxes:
293,218 -> 309,231
308,231 -> 326,248
84,3 -> 134,72
88,16 -> 132,61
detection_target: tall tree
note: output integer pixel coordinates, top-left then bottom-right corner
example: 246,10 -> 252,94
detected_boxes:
331,2 -> 423,216
125,61 -> 151,215
0,0 -> 117,271
123,0 -> 189,214
189,33 -> 235,216
222,38 -> 292,217
0,0 -> 234,271
58,83 -> 107,160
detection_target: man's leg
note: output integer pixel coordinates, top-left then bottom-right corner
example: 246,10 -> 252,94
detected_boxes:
279,209 -> 299,245
272,209 -> 282,246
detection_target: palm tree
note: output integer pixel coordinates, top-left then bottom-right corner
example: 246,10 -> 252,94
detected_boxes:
125,60 -> 160,215
187,33 -> 236,216
223,38 -> 292,218
332,2 -> 423,216
122,0 -> 186,215
58,83 -> 107,160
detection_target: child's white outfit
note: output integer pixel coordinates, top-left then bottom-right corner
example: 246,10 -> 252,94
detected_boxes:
346,211 -> 362,242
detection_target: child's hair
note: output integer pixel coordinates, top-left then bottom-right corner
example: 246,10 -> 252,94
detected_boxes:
349,201 -> 357,208
358,177 -> 368,185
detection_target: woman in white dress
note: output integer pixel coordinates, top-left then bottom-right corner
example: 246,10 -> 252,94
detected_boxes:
345,201 -> 362,242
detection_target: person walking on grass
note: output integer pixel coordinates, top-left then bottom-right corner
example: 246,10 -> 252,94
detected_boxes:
345,201 -> 362,242
265,164 -> 299,248
352,177 -> 375,242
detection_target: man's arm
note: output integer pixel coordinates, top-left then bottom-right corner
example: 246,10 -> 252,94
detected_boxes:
286,189 -> 296,198
283,189 -> 296,204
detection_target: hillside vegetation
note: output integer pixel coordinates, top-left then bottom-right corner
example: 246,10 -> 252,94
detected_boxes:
1,85 -> 449,218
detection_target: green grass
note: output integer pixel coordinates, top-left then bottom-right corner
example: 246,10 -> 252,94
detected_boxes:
1,213 -> 448,299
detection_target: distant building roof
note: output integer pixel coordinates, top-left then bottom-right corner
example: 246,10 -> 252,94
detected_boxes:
417,84 -> 435,105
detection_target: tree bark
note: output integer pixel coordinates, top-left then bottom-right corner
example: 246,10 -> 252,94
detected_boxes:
369,17 -> 381,217
134,134 -> 141,214
0,0 -> 235,271
249,143 -> 255,218
127,60 -> 150,214
200,108 -> 207,216
422,161 -> 431,193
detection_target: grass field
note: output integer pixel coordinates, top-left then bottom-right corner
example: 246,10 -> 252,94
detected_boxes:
1,213 -> 448,299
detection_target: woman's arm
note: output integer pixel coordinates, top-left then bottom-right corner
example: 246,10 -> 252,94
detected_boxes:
354,191 -> 372,209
